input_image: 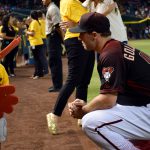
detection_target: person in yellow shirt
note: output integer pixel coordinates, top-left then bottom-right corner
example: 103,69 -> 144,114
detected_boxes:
46,0 -> 95,134
0,64 -> 9,85
0,46 -> 17,146
37,10 -> 49,75
0,63 -> 9,147
0,56 -> 18,148
26,10 -> 44,79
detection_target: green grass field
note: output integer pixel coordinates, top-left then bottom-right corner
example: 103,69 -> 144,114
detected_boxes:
88,39 -> 150,101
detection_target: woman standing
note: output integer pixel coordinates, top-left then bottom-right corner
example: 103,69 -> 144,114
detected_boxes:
26,10 -> 44,79
1,13 -> 18,77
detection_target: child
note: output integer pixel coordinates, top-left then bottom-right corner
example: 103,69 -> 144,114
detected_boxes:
0,63 -> 9,144
0,38 -> 19,148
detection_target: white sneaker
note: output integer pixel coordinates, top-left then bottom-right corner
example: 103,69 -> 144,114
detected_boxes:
33,76 -> 39,80
77,119 -> 82,127
46,113 -> 58,135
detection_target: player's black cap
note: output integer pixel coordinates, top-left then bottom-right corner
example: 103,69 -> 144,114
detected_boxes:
69,12 -> 110,34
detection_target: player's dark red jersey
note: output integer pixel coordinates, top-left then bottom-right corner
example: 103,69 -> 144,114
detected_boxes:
98,39 -> 150,106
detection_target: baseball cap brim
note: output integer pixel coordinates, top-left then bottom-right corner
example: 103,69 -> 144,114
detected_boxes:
69,25 -> 87,33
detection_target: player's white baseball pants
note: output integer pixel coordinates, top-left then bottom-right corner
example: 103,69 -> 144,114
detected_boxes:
82,104 -> 150,150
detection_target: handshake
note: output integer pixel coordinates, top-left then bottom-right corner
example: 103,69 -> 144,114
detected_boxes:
68,99 -> 86,119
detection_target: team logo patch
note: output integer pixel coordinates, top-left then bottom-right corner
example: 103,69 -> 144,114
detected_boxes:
102,67 -> 114,82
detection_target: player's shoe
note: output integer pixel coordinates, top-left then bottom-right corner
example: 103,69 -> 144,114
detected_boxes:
46,113 -> 58,135
77,119 -> 82,127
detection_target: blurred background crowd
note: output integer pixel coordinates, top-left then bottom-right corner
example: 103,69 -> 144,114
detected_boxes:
0,0 -> 150,39
0,0 -> 149,71
0,0 -> 150,40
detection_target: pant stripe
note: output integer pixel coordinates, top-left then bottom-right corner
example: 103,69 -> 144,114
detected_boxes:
95,119 -> 123,150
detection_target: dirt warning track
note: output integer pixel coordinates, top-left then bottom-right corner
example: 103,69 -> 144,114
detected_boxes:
2,57 -> 99,150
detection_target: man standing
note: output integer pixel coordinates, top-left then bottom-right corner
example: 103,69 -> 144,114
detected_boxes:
42,0 -> 63,92
68,12 -> 150,150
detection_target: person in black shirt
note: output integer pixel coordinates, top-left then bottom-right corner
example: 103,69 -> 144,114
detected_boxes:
68,12 -> 150,150
1,13 -> 18,77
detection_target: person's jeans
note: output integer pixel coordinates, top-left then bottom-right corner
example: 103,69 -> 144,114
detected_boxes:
53,37 -> 95,116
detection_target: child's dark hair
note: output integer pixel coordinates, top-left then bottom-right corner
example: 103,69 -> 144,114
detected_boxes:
30,10 -> 40,25
37,10 -> 43,18
2,13 -> 15,27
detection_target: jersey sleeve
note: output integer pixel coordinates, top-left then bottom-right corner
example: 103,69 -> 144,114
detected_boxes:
98,43 -> 126,94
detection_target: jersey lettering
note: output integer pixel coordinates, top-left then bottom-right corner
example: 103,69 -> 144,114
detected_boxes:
124,45 -> 135,61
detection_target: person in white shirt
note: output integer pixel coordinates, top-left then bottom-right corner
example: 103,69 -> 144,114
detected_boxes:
82,0 -> 128,43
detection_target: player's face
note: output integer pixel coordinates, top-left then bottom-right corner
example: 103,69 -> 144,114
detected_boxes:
79,32 -> 97,51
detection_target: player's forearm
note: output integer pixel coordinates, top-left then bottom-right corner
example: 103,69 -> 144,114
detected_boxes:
82,93 -> 117,113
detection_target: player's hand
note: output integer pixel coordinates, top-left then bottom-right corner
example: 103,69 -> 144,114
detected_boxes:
68,102 -> 76,116
74,99 -> 86,107
68,99 -> 86,119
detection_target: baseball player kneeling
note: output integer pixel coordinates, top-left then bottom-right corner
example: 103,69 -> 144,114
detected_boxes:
68,12 -> 150,150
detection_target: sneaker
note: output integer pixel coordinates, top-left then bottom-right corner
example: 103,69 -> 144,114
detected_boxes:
32,76 -> 39,80
29,75 -> 34,79
77,119 -> 82,127
48,87 -> 61,92
9,74 -> 16,77
46,113 -> 58,135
